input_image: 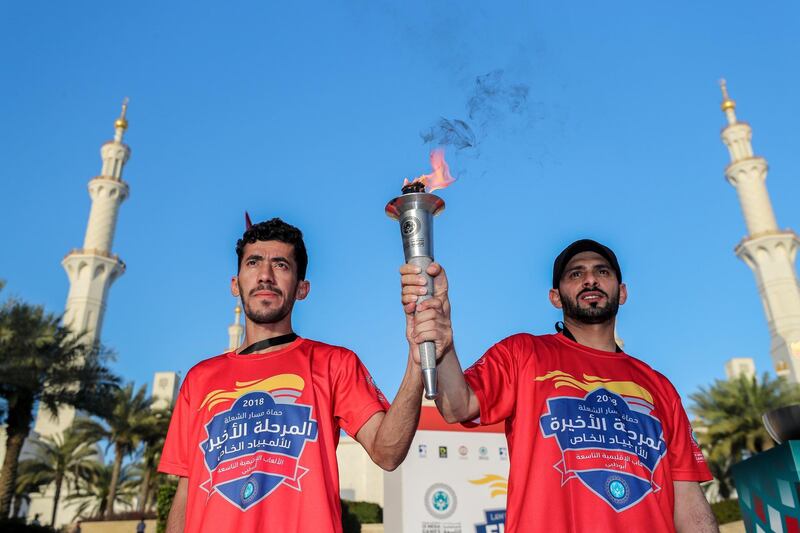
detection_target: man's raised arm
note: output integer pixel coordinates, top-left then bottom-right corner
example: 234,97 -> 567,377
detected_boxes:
400,262 -> 480,423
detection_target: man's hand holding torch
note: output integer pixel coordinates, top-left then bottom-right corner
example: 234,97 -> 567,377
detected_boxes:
400,263 -> 479,423
400,262 -> 454,388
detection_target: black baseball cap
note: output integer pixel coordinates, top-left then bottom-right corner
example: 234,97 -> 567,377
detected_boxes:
552,239 -> 622,288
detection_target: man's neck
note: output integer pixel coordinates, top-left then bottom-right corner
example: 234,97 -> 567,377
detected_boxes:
239,319 -> 295,354
561,317 -> 618,352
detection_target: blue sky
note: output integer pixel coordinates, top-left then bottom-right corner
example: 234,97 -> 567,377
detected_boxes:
2,1 -> 799,405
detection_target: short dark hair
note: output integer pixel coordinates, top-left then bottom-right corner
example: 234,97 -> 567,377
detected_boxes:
236,218 -> 308,279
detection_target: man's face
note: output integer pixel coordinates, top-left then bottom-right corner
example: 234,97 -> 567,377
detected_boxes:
231,240 -> 309,325
549,251 -> 626,324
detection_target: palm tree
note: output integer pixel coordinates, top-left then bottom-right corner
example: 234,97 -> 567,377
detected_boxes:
690,372 -> 800,491
67,461 -> 137,519
133,407 -> 171,512
16,427 -> 100,525
76,383 -> 155,518
11,467 -> 45,519
0,299 -> 119,518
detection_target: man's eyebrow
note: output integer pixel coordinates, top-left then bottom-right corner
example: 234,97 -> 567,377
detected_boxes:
271,256 -> 292,264
245,254 -> 264,262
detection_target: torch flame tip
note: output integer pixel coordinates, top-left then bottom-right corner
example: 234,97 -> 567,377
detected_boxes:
401,148 -> 456,194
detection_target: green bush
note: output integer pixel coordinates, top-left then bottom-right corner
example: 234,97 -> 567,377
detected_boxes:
342,500 -> 382,524
79,511 -> 156,522
0,518 -> 57,533
156,478 -> 179,533
711,498 -> 742,525
340,500 -> 361,533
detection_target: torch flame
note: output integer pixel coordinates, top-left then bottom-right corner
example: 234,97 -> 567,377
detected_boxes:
403,149 -> 456,193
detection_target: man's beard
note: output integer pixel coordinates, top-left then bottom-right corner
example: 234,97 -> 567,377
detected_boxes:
560,286 -> 620,324
241,282 -> 295,324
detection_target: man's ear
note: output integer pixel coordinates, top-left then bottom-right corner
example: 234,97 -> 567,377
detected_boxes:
231,276 -> 240,297
295,280 -> 310,301
619,283 -> 628,306
549,288 -> 563,309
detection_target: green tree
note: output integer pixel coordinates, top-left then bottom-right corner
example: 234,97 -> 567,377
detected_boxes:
155,479 -> 178,533
16,427 -> 99,525
0,299 -> 118,518
690,372 -> 800,491
11,466 -> 45,520
67,461 -> 136,520
75,383 -> 155,518
132,407 -> 171,513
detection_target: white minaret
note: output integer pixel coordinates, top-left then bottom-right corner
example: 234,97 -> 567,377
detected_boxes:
720,80 -> 800,382
33,100 -> 132,436
228,303 -> 243,351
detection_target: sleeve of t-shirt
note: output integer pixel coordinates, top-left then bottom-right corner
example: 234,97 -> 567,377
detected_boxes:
664,384 -> 713,482
333,350 -> 391,438
463,337 -> 518,426
158,377 -> 192,478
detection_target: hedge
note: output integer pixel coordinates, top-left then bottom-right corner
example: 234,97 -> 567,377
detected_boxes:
711,499 -> 742,525
156,479 -> 179,533
0,518 -> 57,533
342,500 -> 382,524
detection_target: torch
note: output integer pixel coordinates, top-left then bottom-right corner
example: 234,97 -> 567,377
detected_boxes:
386,180 -> 446,400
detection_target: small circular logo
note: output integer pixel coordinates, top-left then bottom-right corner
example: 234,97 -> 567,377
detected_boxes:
241,477 -> 259,504
424,483 -> 457,519
458,445 -> 468,457
401,216 -> 420,236
605,476 -> 630,505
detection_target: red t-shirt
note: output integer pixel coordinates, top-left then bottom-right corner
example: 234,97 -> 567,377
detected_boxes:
463,333 -> 711,533
158,337 -> 389,533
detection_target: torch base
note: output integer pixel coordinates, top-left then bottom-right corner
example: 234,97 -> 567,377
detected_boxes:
422,368 -> 438,400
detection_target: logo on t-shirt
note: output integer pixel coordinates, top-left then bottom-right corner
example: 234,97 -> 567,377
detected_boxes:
537,373 -> 666,512
198,374 -> 318,511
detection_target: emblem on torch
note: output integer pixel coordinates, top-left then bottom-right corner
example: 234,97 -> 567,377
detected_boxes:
386,150 -> 455,399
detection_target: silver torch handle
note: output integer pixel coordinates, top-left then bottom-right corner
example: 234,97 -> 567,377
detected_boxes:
385,190 -> 445,401
410,256 -> 438,399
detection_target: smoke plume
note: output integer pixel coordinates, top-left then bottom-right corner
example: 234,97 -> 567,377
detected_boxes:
420,69 -> 533,154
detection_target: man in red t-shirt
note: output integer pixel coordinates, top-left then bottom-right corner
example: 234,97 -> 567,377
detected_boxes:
400,239 -> 718,532
160,218 -> 425,532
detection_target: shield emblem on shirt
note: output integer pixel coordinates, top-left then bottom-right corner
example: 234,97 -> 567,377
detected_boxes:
539,387 -> 667,512
200,390 -> 318,511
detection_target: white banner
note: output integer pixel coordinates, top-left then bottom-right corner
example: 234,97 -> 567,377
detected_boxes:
384,407 -> 509,533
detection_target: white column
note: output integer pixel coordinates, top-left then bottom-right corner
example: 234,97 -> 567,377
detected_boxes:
34,101 -> 131,437
720,81 -> 800,382
228,304 -> 243,350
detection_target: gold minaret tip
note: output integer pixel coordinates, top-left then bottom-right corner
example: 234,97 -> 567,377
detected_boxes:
719,79 -> 736,112
115,97 -> 130,130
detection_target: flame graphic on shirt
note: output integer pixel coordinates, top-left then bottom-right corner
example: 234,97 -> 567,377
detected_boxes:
469,474 -> 508,498
199,374 -> 305,411
534,370 -> 654,407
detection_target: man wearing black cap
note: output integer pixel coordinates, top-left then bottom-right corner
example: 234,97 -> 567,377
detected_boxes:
400,240 -> 718,532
